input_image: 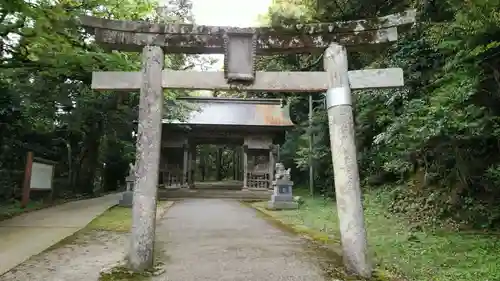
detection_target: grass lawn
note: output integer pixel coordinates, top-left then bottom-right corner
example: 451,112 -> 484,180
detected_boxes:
0,200 -> 46,221
252,189 -> 500,281
92,201 -> 173,281
88,201 -> 173,232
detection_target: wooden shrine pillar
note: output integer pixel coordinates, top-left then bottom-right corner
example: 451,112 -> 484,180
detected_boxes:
242,145 -> 248,189
268,145 -> 275,189
182,143 -> 189,187
232,147 -> 237,180
216,146 -> 222,181
187,145 -> 192,187
238,146 -> 242,181
189,144 -> 196,187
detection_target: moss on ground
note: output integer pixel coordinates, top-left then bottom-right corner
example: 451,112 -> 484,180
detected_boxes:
99,262 -> 166,281
94,201 -> 173,281
248,202 -> 359,281
250,189 -> 500,281
87,206 -> 134,233
99,266 -> 149,281
0,200 -> 53,221
88,201 -> 173,233
44,201 -> 173,253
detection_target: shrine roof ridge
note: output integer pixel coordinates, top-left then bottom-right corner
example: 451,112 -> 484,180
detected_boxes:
177,96 -> 283,105
79,9 -> 416,36
165,97 -> 293,127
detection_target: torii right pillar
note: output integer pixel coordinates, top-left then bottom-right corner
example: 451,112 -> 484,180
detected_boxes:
324,43 -> 371,277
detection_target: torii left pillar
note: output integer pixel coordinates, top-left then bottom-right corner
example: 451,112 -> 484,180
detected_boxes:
128,45 -> 164,271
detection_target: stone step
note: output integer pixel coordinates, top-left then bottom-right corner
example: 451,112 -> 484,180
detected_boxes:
192,186 -> 242,190
158,189 -> 271,200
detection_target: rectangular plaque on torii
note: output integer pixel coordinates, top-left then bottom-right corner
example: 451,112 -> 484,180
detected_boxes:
223,31 -> 257,84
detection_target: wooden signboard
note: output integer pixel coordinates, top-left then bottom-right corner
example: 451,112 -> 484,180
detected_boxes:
21,152 -> 56,208
30,162 -> 54,190
244,135 -> 272,149
161,136 -> 187,148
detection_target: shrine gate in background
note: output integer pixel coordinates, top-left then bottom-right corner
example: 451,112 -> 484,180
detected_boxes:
160,96 -> 292,190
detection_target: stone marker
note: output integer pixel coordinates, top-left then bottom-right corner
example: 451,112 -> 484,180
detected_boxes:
119,163 -> 135,207
267,163 -> 298,210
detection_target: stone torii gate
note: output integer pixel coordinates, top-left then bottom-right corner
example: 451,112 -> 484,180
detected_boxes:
80,8 -> 416,277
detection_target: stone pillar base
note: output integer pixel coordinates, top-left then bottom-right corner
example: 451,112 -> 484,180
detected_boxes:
118,191 -> 134,208
267,200 -> 298,210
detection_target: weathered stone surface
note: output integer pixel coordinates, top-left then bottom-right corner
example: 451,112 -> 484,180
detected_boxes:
91,68 -> 404,91
79,9 -> 415,35
125,175 -> 135,190
79,9 -> 416,54
223,32 -> 257,83
324,43 -> 371,277
267,174 -> 298,210
92,27 -> 398,54
118,191 -> 134,207
267,200 -> 298,210
128,46 -> 164,272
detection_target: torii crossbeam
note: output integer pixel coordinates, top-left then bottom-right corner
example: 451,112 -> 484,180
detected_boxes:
84,10 -> 415,91
80,10 -> 415,54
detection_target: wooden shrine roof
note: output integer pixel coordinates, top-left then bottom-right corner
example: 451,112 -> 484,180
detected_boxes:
163,97 -> 294,128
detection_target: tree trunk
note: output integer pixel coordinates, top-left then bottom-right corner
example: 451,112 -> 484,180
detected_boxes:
77,133 -> 101,195
216,147 -> 223,181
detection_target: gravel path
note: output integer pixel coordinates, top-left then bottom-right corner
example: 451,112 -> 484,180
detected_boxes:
1,199 -> 339,281
0,193 -> 121,276
1,230 -> 128,281
153,199 -> 329,281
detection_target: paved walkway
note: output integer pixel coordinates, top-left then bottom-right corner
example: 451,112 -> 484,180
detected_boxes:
0,193 -> 121,276
153,199 -> 328,281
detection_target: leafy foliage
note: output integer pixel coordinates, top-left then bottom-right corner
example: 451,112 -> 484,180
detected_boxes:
0,0 -> 196,200
260,0 -> 500,229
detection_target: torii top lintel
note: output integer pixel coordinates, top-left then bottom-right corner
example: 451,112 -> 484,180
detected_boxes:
79,9 -> 416,54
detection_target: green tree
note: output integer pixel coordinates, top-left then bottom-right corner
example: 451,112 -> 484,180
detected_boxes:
0,0 -> 192,199
258,0 -> 500,229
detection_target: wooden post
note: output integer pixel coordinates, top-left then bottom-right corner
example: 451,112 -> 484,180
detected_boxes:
268,146 -> 275,189
182,144 -> 188,187
232,148 -> 237,180
240,148 -> 243,181
309,94 -> 314,196
276,144 -> 280,162
235,147 -> 240,181
323,43 -> 371,277
242,145 -> 248,189
21,151 -> 34,208
187,147 -> 192,186
216,146 -> 222,181
189,145 -> 196,187
128,45 -> 164,272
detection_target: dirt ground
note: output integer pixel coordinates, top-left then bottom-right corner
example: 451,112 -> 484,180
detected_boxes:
1,230 -> 128,281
